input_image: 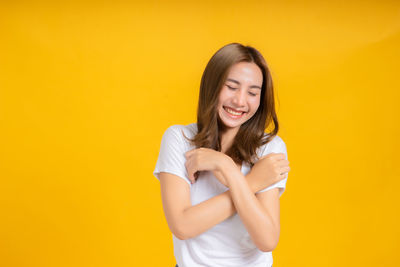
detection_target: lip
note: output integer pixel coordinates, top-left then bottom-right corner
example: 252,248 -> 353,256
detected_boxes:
223,106 -> 247,113
223,106 -> 246,119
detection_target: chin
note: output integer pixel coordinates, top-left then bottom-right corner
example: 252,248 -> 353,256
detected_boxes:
220,117 -> 247,129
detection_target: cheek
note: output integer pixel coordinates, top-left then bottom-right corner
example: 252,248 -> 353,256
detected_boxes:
250,97 -> 261,110
217,89 -> 228,105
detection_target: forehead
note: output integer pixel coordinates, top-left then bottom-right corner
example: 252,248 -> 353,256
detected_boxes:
226,62 -> 263,85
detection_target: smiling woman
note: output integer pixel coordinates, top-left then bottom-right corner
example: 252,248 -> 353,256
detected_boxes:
217,62 -> 263,132
153,43 -> 290,267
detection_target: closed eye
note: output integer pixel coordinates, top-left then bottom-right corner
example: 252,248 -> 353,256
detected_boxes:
227,85 -> 237,90
248,92 -> 257,96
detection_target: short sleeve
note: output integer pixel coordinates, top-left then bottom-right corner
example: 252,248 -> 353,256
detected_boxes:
255,136 -> 288,197
153,126 -> 192,186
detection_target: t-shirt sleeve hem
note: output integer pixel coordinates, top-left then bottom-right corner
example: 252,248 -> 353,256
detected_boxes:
153,169 -> 192,186
255,177 -> 287,197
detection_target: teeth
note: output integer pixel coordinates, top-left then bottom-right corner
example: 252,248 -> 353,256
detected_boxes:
225,107 -> 243,116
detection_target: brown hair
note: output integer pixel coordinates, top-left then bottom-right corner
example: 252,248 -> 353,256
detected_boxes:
185,42 -> 279,165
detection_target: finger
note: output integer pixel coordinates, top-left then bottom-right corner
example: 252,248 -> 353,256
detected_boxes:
277,159 -> 290,167
280,166 -> 290,173
259,152 -> 276,160
260,153 -> 286,161
271,153 -> 286,160
187,169 -> 195,184
185,160 -> 195,184
185,149 -> 197,158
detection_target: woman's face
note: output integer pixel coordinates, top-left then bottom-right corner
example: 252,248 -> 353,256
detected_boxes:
217,61 -> 263,131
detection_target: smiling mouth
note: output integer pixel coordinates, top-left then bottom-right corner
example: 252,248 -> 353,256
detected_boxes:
223,106 -> 246,117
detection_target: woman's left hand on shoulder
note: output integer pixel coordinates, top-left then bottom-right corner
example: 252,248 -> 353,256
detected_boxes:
185,148 -> 231,185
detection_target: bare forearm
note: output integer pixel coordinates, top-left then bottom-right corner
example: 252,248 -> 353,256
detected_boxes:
221,160 -> 278,251
180,164 -> 276,239
181,190 -> 235,238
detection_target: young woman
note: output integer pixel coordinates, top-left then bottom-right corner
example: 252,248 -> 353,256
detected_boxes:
153,43 -> 290,267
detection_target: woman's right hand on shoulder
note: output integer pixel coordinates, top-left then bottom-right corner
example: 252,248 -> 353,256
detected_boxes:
247,153 -> 290,193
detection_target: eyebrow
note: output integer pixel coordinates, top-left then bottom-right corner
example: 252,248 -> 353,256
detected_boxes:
226,78 -> 262,89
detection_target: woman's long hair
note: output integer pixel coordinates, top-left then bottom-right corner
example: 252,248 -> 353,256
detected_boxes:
186,42 -> 279,165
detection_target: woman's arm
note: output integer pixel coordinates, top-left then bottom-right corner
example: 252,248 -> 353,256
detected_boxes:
174,168 -> 264,239
159,152 -> 288,240
219,157 -> 281,252
159,170 -> 259,240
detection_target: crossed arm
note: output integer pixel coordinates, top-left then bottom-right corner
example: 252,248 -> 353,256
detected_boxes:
159,150 -> 289,252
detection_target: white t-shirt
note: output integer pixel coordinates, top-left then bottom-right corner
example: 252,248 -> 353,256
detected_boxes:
153,123 -> 288,267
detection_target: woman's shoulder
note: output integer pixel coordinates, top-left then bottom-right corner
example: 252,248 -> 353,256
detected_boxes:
257,133 -> 287,157
162,123 -> 198,148
261,132 -> 285,145
165,123 -> 197,137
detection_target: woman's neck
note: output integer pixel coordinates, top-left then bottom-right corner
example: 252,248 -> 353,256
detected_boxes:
220,127 -> 239,153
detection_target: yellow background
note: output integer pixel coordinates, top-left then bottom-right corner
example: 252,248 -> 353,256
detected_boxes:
1,1 -> 399,266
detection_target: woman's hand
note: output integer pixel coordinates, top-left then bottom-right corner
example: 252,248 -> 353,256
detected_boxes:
247,153 -> 290,193
185,148 -> 232,185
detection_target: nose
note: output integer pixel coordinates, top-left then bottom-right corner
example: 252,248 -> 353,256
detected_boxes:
232,88 -> 246,107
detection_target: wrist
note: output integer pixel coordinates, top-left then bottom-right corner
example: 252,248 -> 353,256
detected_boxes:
219,156 -> 244,186
217,154 -> 235,173
245,174 -> 257,193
